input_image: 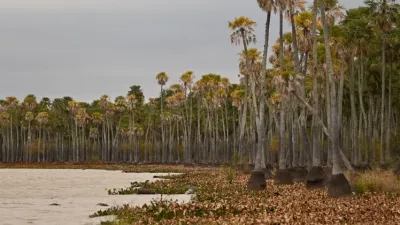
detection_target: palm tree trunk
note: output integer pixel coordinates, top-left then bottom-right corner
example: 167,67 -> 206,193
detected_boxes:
292,111 -> 299,168
380,33 -> 386,165
279,110 -> 286,170
160,85 -> 166,163
350,55 -> 358,164
312,0 -> 321,167
386,50 -> 392,163
289,1 -> 310,169
254,11 -> 271,171
320,0 -> 346,176
144,116 -> 151,162
37,125 -> 41,162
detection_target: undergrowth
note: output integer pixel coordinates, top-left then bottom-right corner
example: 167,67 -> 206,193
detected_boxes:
352,169 -> 400,195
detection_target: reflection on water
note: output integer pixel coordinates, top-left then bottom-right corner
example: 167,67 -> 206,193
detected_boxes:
0,169 -> 191,225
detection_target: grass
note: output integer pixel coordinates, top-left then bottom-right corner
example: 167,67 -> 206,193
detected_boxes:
352,169 -> 400,194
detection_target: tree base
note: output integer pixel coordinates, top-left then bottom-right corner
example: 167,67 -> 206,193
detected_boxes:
327,173 -> 352,198
274,169 -> 293,185
184,163 -> 197,168
239,164 -> 254,174
306,166 -> 327,189
247,170 -> 266,191
380,163 -> 391,170
266,164 -> 274,170
394,162 -> 400,176
352,163 -> 372,172
290,167 -> 308,183
262,167 -> 273,180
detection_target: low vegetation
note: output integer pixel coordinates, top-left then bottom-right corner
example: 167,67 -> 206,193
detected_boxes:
352,170 -> 400,194
85,165 -> 400,225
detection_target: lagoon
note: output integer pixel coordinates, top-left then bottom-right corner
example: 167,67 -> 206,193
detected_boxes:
0,169 -> 191,225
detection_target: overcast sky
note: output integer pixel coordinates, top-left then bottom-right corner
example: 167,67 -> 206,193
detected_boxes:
0,0 -> 364,102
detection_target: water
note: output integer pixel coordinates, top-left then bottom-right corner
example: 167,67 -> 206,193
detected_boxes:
0,169 -> 192,225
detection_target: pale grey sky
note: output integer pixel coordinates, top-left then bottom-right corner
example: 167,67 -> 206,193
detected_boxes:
0,0 -> 364,102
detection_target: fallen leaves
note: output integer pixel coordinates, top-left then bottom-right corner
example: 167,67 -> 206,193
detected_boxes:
5,163 -> 398,224
87,166 -> 400,224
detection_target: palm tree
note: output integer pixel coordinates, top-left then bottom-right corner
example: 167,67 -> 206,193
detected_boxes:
4,97 -> 19,162
36,112 -> 49,162
320,0 -> 352,197
306,0 -> 326,189
23,95 -> 37,159
24,111 -> 35,161
365,0 -> 399,165
67,100 -> 80,161
228,16 -> 256,168
134,125 -> 144,162
277,0 -> 290,177
126,94 -> 137,162
180,71 -> 195,163
156,72 -> 169,162
112,97 -> 126,161
75,108 -> 89,161
0,111 -> 10,162
89,127 -> 99,160
91,112 -> 103,160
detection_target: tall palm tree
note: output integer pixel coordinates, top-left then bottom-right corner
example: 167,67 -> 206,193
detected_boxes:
156,72 -> 169,162
306,0 -> 326,189
228,16 -> 256,167
134,125 -> 144,162
365,0 -> 399,165
5,97 -> 19,162
75,108 -> 89,161
36,112 -> 49,162
23,94 -> 37,162
180,71 -> 195,163
320,0 -> 352,197
24,111 -> 35,161
277,0 -> 290,178
0,111 -> 10,162
256,1 -> 278,175
91,112 -> 103,160
126,94 -> 137,162
67,100 -> 80,161
113,97 -> 126,161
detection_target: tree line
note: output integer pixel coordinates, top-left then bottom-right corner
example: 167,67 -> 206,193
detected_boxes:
0,0 -> 399,195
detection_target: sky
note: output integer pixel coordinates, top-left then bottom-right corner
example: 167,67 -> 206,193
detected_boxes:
0,0 -> 365,103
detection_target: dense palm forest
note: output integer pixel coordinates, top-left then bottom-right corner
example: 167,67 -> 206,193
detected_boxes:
0,0 -> 399,195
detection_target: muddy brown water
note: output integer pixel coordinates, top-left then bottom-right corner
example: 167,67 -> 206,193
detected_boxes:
0,169 -> 192,225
